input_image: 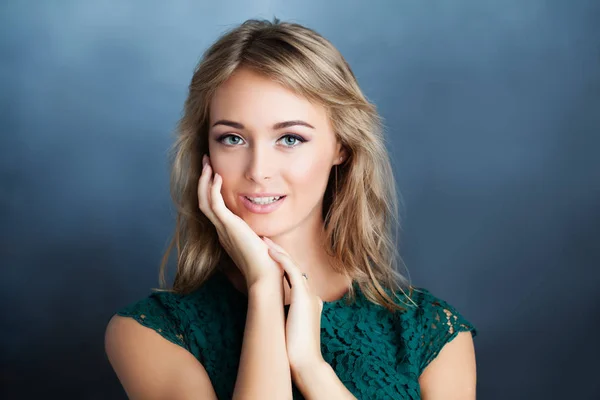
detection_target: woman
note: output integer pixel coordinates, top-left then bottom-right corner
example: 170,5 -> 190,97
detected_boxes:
105,18 -> 478,400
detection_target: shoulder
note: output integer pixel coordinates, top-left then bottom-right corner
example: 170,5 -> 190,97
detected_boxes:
111,271 -> 226,351
105,310 -> 218,399
408,286 -> 477,338
391,286 -> 477,370
406,287 -> 477,398
112,289 -> 189,349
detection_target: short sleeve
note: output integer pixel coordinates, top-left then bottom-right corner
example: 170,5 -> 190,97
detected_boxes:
115,291 -> 189,351
414,288 -> 478,375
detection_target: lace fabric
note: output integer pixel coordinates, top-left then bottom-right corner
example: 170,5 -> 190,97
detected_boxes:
115,272 -> 477,399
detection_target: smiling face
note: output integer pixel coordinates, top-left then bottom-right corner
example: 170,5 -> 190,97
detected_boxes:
208,67 -> 344,237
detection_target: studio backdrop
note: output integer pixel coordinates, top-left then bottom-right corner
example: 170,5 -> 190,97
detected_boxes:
1,1 -> 599,399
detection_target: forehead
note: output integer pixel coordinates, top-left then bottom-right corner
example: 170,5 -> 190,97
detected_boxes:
209,68 -> 330,130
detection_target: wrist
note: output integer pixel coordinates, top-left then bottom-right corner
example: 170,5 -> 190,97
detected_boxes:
291,358 -> 329,387
247,276 -> 284,300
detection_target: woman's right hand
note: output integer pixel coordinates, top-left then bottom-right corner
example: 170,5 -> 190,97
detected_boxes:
198,154 -> 283,290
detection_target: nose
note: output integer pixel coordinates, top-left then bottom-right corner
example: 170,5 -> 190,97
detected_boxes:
244,145 -> 275,182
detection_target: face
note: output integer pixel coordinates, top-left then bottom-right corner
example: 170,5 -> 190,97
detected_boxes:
208,67 -> 344,237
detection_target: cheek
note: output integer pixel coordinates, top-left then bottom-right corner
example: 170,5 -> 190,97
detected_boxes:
208,164 -> 239,208
210,154 -> 240,183
286,158 -> 331,193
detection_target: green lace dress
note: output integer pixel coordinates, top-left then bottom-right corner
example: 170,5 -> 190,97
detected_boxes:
115,271 -> 477,399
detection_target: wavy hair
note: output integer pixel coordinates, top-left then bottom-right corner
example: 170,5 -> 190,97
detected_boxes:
153,17 -> 416,312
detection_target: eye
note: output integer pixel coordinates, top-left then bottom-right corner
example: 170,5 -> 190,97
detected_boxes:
278,134 -> 306,147
216,134 -> 307,148
218,134 -> 243,146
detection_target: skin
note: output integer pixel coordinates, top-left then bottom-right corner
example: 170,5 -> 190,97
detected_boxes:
207,66 -> 351,304
207,66 -> 477,398
105,66 -> 476,399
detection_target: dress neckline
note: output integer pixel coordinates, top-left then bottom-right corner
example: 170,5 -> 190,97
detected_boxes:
214,269 -> 358,310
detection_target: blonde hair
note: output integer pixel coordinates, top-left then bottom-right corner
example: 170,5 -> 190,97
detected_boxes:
154,17 -> 416,312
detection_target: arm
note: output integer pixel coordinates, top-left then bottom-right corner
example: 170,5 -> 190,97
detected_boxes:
418,331 -> 477,400
260,238 -> 354,400
105,315 -> 218,400
233,279 -> 293,400
293,332 -> 476,400
292,360 -> 356,400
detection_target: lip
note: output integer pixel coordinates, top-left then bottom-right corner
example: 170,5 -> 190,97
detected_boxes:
240,195 -> 286,214
240,193 -> 286,197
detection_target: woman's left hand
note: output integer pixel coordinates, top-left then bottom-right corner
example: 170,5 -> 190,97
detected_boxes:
262,236 -> 325,373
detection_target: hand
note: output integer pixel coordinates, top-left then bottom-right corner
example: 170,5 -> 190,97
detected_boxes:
198,154 -> 283,290
262,237 -> 325,373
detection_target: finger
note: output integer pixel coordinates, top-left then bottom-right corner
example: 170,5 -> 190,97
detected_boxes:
263,238 -> 309,287
301,273 -> 309,289
263,237 -> 310,290
263,237 -> 284,252
267,246 -> 308,293
210,173 -> 235,225
198,157 -> 218,224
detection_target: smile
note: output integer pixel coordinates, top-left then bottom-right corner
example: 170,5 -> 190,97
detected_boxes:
240,195 -> 286,214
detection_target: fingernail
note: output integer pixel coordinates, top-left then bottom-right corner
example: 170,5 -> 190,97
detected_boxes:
202,155 -> 208,166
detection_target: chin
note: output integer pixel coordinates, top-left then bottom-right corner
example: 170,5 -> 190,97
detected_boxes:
243,219 -> 283,237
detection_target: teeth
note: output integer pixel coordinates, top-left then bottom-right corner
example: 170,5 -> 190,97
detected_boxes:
246,196 -> 282,205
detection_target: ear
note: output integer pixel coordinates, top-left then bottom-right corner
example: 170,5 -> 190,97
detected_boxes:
334,142 -> 348,166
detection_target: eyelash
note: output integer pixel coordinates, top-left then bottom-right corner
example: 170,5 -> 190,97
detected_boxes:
216,134 -> 307,148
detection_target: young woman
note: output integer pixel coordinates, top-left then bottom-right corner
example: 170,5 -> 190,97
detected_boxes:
105,18 -> 478,400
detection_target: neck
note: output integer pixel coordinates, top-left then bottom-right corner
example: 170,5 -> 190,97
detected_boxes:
221,207 -> 351,304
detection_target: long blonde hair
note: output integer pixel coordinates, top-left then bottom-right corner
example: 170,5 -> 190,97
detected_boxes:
154,18 -> 416,312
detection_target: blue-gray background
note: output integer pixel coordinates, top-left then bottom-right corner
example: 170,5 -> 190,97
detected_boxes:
1,1 -> 599,399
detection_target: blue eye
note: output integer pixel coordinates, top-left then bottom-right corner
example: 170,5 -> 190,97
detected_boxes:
217,134 -> 307,148
279,134 -> 306,147
220,135 -> 243,145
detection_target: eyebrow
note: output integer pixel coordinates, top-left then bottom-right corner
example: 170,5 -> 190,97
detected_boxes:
211,120 -> 315,130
